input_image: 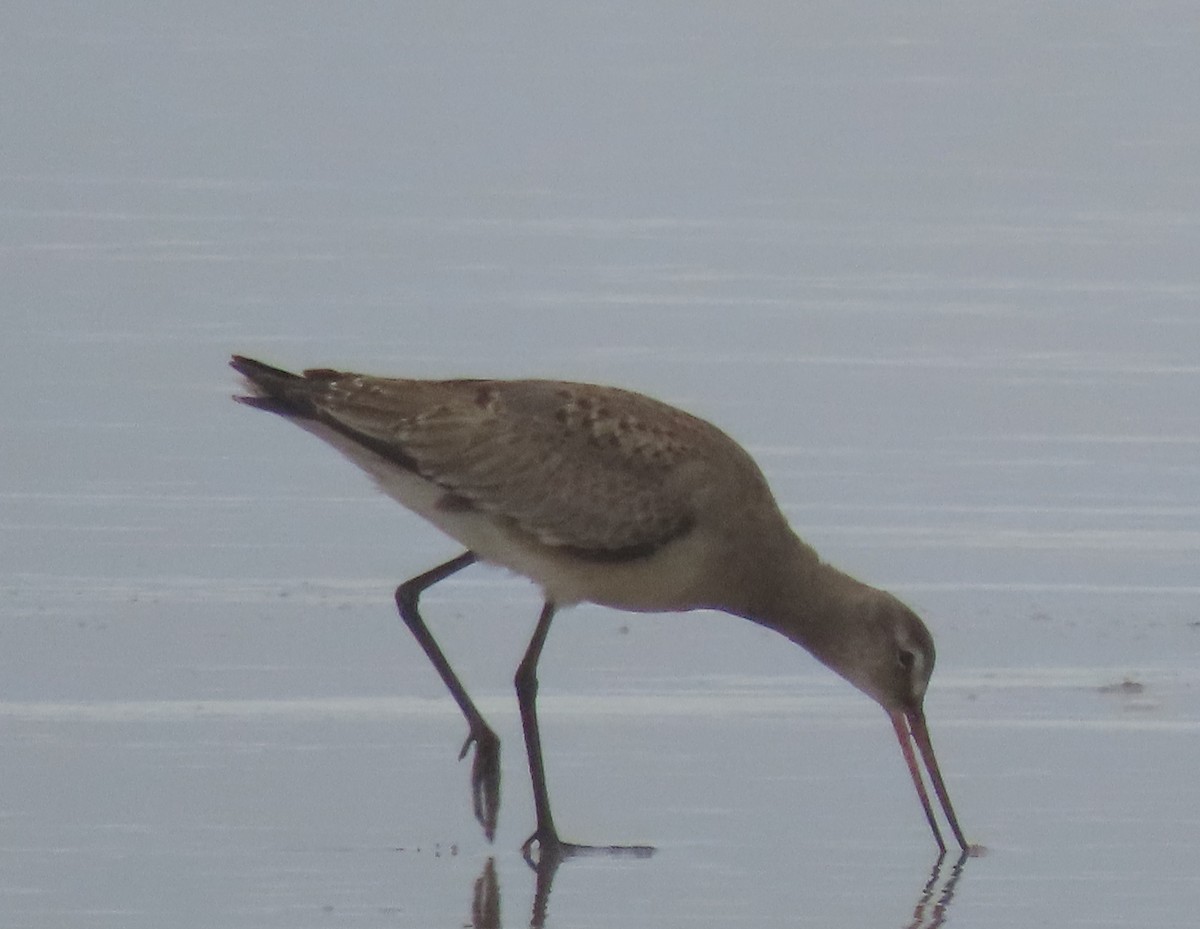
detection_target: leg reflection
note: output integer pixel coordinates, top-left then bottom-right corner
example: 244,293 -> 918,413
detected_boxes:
528,842 -> 655,929
469,858 -> 500,929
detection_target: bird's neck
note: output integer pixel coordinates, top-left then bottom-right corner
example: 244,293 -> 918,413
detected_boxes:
728,530 -> 875,663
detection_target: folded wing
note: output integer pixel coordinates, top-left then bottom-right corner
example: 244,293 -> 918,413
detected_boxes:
233,358 -> 700,559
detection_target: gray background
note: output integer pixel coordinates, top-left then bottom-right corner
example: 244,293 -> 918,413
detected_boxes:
3,3 -> 1199,927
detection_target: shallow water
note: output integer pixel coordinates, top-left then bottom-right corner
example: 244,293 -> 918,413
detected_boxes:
3,3 -> 1200,927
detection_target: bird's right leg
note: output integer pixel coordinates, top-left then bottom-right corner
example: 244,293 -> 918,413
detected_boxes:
514,601 -> 657,871
394,551 -> 501,841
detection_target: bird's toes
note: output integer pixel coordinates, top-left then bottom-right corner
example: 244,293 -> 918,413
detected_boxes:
462,726 -> 501,841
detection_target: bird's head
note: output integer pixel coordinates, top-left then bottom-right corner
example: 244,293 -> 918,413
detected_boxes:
811,587 -> 967,854
840,591 -> 936,713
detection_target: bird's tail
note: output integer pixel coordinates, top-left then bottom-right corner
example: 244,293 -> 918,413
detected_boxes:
230,355 -> 319,417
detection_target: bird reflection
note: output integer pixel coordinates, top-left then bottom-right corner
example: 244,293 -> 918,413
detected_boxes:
466,848 -> 970,929
528,843 -> 654,928
464,846 -> 653,929
470,858 -> 500,929
905,851 -> 969,929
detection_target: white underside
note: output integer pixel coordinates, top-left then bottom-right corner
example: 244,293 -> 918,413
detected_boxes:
296,419 -> 711,612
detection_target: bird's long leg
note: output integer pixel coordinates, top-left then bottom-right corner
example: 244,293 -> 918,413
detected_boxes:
514,601 -> 657,870
515,600 -> 564,862
394,551 -> 501,840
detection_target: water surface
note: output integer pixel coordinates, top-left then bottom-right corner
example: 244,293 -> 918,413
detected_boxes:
2,3 -> 1199,926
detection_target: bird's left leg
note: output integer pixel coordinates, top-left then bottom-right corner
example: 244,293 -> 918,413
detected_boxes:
395,551 -> 500,840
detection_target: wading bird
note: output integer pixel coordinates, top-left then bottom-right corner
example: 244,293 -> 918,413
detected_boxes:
231,355 -> 968,859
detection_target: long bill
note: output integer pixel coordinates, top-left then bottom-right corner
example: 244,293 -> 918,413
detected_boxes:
890,707 -> 968,854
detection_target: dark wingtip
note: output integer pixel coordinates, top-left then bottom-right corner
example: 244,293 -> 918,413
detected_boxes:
230,355 -> 315,417
230,355 -> 300,383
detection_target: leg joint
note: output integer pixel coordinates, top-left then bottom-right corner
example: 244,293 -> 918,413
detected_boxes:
394,580 -> 418,614
514,660 -> 538,696
394,551 -> 475,622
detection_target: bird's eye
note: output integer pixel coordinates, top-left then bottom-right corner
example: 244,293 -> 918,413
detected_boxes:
898,650 -> 916,672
